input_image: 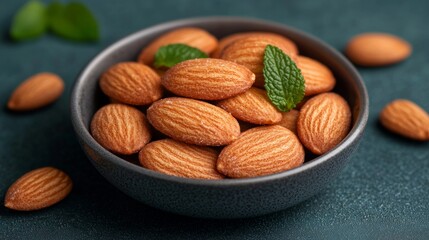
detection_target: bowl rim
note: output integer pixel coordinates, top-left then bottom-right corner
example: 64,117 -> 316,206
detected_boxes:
71,16 -> 369,187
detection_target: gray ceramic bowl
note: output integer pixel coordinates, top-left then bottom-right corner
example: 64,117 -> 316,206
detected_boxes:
71,17 -> 368,219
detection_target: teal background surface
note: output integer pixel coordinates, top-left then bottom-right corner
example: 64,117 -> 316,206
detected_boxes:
1,0 -> 428,239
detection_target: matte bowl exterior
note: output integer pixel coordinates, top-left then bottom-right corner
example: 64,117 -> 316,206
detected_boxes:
71,17 -> 368,218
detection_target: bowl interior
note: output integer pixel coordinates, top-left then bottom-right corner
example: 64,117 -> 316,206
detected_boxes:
72,17 -> 368,184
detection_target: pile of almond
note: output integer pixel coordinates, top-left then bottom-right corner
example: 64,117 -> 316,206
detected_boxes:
4,25 -> 427,212
89,27 -> 353,180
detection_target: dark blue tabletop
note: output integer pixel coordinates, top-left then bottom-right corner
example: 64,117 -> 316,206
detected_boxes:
1,0 -> 428,239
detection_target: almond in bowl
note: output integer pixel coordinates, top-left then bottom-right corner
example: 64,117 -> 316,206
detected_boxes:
88,26 -> 356,180
71,18 -> 368,218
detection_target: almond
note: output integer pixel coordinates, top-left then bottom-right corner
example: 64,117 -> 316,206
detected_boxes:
297,93 -> 351,155
161,58 -> 255,100
7,72 -> 64,111
220,36 -> 297,87
91,103 -> 152,155
217,87 -> 282,124
139,139 -> 224,179
217,125 -> 304,178
346,33 -> 412,66
4,167 -> 72,211
137,27 -> 218,65
211,32 -> 298,58
297,56 -> 336,96
147,97 -> 240,146
379,99 -> 429,141
277,109 -> 300,134
99,62 -> 162,105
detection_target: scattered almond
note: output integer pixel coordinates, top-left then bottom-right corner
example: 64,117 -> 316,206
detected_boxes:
100,62 -> 162,105
346,33 -> 412,66
161,58 -> 255,100
220,36 -> 297,87
297,56 -> 336,96
7,72 -> 64,111
139,139 -> 224,179
4,167 -> 72,211
297,93 -> 351,155
217,87 -> 282,124
138,27 -> 218,65
211,32 -> 298,58
379,99 -> 429,141
91,103 -> 152,155
217,125 -> 305,178
277,109 -> 300,134
147,97 -> 240,146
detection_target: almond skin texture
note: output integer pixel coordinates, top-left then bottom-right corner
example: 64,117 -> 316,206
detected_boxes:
297,93 -> 352,155
99,62 -> 162,105
217,87 -> 282,125
277,109 -> 300,134
220,36 -> 297,87
8,72 -> 64,111
137,27 -> 218,65
346,33 -> 412,67
380,99 -> 429,141
139,139 -> 224,179
162,58 -> 255,100
91,103 -> 151,155
147,97 -> 240,146
4,167 -> 72,211
297,56 -> 336,96
211,32 -> 298,58
217,125 -> 305,178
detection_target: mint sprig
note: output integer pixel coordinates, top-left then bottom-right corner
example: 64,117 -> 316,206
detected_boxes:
9,0 -> 99,42
263,45 -> 305,112
154,44 -> 208,68
47,2 -> 99,42
10,0 -> 47,41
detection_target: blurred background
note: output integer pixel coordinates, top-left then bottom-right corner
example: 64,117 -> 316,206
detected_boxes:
1,0 -> 428,239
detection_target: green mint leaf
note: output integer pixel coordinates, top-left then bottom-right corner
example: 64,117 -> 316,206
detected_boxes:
47,1 -> 99,42
263,45 -> 305,112
10,0 -> 47,41
154,44 -> 208,68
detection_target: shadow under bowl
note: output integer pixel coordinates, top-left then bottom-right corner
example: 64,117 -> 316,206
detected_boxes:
71,17 -> 369,219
